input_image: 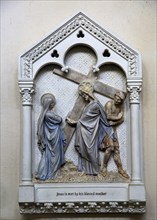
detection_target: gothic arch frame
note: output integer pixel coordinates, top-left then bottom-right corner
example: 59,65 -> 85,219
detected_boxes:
18,12 -> 145,214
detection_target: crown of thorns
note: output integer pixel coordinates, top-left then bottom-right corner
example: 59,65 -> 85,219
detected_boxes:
79,80 -> 94,95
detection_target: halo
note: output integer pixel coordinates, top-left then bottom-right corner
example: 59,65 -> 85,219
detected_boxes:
40,93 -> 56,105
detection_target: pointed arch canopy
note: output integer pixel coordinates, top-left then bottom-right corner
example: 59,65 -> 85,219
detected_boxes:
19,12 -> 142,82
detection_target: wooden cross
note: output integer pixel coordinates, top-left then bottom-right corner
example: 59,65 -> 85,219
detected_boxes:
53,68 -> 126,151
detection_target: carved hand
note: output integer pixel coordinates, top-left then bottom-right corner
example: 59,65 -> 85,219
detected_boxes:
66,117 -> 77,125
37,141 -> 41,146
118,112 -> 123,119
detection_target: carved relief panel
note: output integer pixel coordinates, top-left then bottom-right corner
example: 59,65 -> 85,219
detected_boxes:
18,12 -> 145,214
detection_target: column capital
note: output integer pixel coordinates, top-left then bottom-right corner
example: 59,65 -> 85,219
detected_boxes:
19,87 -> 35,106
127,79 -> 142,104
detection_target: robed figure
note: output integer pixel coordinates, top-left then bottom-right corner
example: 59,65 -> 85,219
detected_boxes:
67,80 -> 116,175
36,93 -> 65,180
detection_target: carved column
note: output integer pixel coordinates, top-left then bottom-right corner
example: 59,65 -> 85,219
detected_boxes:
127,80 -> 142,183
20,86 -> 34,184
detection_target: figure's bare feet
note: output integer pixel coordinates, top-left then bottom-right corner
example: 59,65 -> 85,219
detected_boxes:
35,175 -> 39,180
118,168 -> 129,179
101,167 -> 107,177
57,175 -> 63,179
79,171 -> 86,177
97,174 -> 103,181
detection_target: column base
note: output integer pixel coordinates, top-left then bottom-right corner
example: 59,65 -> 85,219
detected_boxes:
19,184 -> 34,203
129,182 -> 146,201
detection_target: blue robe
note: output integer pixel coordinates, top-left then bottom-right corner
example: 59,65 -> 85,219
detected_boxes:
75,100 -> 116,175
36,111 -> 65,180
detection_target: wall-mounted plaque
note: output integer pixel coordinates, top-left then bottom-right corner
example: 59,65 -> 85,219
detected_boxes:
18,12 -> 146,214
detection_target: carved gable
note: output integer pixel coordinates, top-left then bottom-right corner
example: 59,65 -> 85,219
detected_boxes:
19,12 -> 141,81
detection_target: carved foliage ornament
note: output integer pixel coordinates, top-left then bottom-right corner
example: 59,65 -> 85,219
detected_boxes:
21,13 -> 138,79
19,201 -> 146,214
127,85 -> 142,104
20,88 -> 35,105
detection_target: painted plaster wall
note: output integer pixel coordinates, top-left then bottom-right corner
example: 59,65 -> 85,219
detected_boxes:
0,1 -> 156,220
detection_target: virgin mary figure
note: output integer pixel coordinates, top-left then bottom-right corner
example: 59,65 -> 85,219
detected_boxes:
36,93 -> 65,180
